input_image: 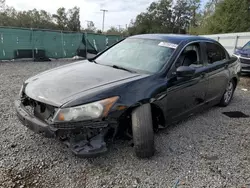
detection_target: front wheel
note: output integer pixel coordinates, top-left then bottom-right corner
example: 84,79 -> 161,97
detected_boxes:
219,79 -> 236,107
131,104 -> 155,158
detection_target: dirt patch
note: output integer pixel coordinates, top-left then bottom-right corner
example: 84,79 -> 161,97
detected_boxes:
0,163 -> 50,188
239,75 -> 250,90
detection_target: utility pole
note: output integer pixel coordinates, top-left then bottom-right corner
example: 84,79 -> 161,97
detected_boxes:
100,9 -> 108,32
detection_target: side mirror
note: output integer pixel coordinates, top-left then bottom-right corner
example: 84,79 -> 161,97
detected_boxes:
176,66 -> 195,78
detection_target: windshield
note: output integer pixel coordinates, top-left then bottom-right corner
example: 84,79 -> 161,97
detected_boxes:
242,41 -> 250,50
95,38 -> 176,74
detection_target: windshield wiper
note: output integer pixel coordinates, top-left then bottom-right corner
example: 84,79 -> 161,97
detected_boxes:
89,59 -> 98,64
112,65 -> 137,73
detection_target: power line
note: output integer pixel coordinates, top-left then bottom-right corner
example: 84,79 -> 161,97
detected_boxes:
100,9 -> 108,32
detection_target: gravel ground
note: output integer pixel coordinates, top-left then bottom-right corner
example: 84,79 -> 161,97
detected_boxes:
0,61 -> 250,188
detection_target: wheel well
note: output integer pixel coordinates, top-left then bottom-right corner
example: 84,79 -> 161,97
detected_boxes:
150,103 -> 166,130
232,77 -> 238,87
117,103 -> 165,138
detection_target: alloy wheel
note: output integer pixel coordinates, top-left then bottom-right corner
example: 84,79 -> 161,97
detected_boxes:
224,81 -> 234,103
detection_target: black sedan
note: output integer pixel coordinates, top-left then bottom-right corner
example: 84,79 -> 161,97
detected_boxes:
15,34 -> 241,158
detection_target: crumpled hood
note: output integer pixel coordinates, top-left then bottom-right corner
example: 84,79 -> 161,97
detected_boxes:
24,61 -> 141,107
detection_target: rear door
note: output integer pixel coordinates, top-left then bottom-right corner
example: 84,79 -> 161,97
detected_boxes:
203,42 -> 230,103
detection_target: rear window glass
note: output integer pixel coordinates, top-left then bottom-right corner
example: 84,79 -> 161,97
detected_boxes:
206,43 -> 226,64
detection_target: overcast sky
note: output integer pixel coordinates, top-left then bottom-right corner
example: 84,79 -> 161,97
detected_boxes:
6,0 -> 208,31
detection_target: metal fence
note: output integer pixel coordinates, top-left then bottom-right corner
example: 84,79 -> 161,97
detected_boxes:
0,26 -> 123,60
202,32 -> 250,55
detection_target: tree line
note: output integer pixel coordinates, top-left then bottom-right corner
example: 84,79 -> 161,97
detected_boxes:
128,0 -> 250,35
0,1 -> 81,31
0,0 -> 250,35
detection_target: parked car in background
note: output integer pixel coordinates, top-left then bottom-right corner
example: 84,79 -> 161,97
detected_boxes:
233,41 -> 250,73
15,34 -> 241,159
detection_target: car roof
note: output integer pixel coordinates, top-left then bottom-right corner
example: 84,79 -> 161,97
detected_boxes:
129,34 -> 215,44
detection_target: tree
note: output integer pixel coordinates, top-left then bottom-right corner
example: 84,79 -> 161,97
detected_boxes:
0,8 -> 57,29
210,0 -> 250,33
67,7 -> 81,31
171,0 -> 193,33
85,21 -> 96,32
106,26 -> 122,35
0,0 -> 5,10
39,10 -> 58,29
12,9 -> 58,29
0,5 -> 82,31
188,0 -> 201,31
128,0 -> 201,35
96,29 -> 102,34
128,0 -> 173,35
196,0 -> 250,34
53,7 -> 81,31
53,8 -> 68,30
0,7 -> 16,26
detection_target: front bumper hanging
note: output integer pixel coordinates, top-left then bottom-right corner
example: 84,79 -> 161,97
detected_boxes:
64,128 -> 109,157
15,100 -> 110,157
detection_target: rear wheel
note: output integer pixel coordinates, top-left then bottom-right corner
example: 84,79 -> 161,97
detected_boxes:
131,104 -> 154,158
219,79 -> 236,107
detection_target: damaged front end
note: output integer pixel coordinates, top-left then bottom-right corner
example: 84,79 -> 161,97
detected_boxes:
57,126 -> 111,157
15,92 -> 119,157
52,120 -> 118,157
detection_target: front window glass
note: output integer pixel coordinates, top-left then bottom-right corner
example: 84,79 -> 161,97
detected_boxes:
242,41 -> 250,50
95,38 -> 176,74
175,43 -> 203,68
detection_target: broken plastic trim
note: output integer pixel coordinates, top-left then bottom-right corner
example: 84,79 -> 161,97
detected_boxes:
63,128 -> 109,157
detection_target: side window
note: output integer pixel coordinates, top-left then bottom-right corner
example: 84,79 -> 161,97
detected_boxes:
206,43 -> 226,64
175,43 -> 203,69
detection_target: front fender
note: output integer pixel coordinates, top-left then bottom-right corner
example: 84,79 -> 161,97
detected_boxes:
107,77 -> 168,120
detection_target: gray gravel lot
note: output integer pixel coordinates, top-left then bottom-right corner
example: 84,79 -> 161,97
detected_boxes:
0,61 -> 250,188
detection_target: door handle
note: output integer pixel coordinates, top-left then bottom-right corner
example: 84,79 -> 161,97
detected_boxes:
224,64 -> 229,69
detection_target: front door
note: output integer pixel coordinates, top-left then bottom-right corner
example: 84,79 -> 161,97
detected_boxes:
164,42 -> 208,123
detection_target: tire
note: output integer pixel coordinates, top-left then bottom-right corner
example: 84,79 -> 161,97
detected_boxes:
219,79 -> 236,107
131,104 -> 154,158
